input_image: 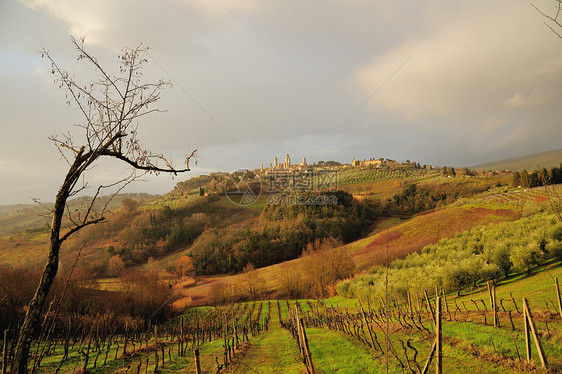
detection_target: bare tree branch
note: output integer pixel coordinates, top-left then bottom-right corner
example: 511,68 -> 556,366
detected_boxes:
532,1 -> 562,39
12,37 -> 196,374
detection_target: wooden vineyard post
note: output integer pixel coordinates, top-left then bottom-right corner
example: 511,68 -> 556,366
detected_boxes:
421,296 -> 442,374
522,298 -> 548,368
487,281 -> 493,312
487,281 -> 499,328
223,314 -> 228,368
407,292 -> 413,315
2,329 -> 7,374
294,306 -> 315,374
293,307 -> 304,358
123,322 -> 128,356
299,317 -> 315,374
554,277 -> 562,318
441,289 -> 450,320
194,348 -> 201,374
234,320 -> 239,350
424,290 -> 435,321
154,325 -> 159,372
523,300 -> 531,362
421,341 -> 436,374
180,317 -> 184,357
493,282 -> 499,327
436,296 -> 442,374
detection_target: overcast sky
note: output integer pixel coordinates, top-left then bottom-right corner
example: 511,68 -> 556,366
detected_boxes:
1,0 -> 561,204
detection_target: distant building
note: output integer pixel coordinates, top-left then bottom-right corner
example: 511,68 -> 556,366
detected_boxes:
262,154 -> 311,172
352,157 -> 382,167
284,154 -> 291,168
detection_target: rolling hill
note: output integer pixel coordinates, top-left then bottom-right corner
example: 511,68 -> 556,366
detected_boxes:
0,163 -> 542,302
470,148 -> 562,171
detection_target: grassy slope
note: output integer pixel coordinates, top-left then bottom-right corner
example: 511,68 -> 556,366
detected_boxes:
0,171 -> 508,272
470,148 -> 562,172
182,201 -> 520,305
33,266 -> 562,373
339,178 -> 406,201
350,204 -> 519,269
0,194 -> 156,236
455,261 -> 562,311
305,328 -> 385,374
36,301 -> 271,374
0,231 -> 50,269
225,300 -> 538,374
323,263 -> 562,371
225,302 -> 306,373
319,263 -> 562,372
0,194 -> 266,273
0,173 -> 526,302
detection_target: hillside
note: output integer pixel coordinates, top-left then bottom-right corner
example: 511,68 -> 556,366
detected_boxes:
0,168 -> 516,276
2,164 -> 562,373
0,193 -> 157,236
470,148 -> 562,171
178,176 -> 559,305
180,200 -> 522,305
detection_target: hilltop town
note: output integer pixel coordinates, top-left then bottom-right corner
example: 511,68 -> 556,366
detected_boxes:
255,154 -> 428,173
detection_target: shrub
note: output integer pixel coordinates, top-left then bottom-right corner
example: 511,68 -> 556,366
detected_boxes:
337,213 -> 559,299
510,243 -> 543,275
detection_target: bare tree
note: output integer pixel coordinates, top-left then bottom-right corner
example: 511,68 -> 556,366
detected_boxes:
301,239 -> 355,298
542,173 -> 562,223
12,37 -> 196,373
242,263 -> 262,300
547,187 -> 562,223
532,2 -> 562,222
532,0 -> 562,39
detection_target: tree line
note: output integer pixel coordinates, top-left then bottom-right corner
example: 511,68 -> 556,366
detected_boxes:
512,166 -> 562,188
0,266 -> 177,334
337,213 -> 562,301
376,180 -> 494,217
189,191 -> 375,274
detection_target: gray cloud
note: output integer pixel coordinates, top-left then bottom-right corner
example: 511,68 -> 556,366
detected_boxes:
1,0 -> 561,204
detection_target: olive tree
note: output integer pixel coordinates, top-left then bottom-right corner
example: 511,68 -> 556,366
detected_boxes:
12,37 -> 195,373
510,243 -> 543,275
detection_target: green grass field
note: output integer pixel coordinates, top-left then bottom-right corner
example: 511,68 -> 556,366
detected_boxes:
20,265 -> 562,374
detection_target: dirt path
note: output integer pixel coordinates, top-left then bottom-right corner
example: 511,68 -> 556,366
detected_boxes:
225,302 -> 307,373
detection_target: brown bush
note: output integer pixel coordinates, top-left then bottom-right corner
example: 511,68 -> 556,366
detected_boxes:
301,239 -> 356,298
171,297 -> 192,313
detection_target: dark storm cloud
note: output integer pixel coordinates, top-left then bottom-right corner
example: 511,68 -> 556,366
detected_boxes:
1,0 -> 560,203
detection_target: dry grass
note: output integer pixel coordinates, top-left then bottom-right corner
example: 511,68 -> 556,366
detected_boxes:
339,178 -> 405,201
0,232 -> 50,269
352,205 -> 520,268
182,204 -> 521,305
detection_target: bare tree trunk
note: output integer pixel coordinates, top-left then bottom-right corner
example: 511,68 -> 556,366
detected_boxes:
12,160 -> 76,373
12,38 -> 194,373
12,242 -> 62,373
